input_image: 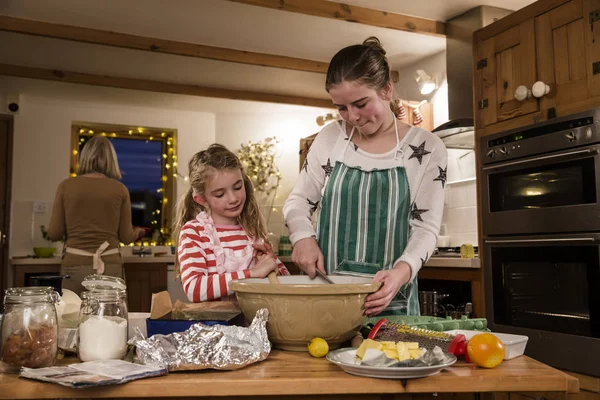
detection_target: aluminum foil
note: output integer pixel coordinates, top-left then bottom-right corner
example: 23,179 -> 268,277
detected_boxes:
130,308 -> 270,371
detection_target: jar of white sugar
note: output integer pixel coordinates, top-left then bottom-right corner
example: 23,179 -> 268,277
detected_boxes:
77,275 -> 128,362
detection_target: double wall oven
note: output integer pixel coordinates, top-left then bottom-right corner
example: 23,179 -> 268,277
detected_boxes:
480,108 -> 600,376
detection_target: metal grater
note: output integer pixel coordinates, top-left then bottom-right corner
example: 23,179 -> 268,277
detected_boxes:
369,322 -> 456,352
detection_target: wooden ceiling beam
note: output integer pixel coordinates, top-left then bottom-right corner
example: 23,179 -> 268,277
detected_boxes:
226,0 -> 446,37
0,16 -> 328,74
0,63 -> 334,109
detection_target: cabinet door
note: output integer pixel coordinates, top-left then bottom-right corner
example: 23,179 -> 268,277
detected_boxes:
589,0 -> 600,98
535,0 -> 594,109
474,20 -> 538,129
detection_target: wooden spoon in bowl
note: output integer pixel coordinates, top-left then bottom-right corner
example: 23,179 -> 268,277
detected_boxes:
267,271 -> 280,284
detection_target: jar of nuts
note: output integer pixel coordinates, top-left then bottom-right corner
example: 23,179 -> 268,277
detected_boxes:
1,286 -> 60,373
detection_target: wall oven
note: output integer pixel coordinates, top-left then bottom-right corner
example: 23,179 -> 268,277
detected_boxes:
481,109 -> 600,236
480,108 -> 600,377
483,233 -> 600,376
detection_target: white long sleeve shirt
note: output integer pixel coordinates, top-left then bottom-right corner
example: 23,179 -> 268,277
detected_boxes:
283,121 -> 448,281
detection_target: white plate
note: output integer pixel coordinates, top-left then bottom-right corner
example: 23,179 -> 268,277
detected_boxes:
444,330 -> 528,360
326,348 -> 457,379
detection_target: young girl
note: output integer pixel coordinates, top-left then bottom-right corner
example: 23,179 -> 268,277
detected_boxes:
173,144 -> 289,303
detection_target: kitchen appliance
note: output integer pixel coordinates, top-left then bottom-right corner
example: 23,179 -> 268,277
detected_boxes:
418,290 -> 449,316
483,233 -> 600,376
26,274 -> 69,296
480,107 -> 600,377
432,6 -> 513,150
481,108 -> 600,235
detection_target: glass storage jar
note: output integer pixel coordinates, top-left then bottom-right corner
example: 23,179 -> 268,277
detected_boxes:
77,275 -> 128,362
1,286 -> 60,372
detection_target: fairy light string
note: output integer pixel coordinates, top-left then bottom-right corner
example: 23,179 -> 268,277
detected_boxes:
71,125 -> 177,246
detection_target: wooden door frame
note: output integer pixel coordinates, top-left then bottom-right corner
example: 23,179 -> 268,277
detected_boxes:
0,114 -> 14,302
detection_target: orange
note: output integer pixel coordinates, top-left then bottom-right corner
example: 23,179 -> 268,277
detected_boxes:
467,333 -> 505,368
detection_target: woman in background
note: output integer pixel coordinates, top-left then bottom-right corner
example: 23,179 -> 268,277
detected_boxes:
48,135 -> 146,294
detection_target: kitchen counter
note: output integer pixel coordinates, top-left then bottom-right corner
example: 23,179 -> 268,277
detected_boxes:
425,256 -> 480,268
278,256 -> 480,269
9,255 -> 175,312
10,255 -> 176,265
0,351 -> 578,399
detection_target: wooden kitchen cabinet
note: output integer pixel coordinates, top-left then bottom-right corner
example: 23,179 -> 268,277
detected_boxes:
11,261 -> 167,312
123,263 -> 168,312
474,0 -> 600,136
474,19 -> 538,128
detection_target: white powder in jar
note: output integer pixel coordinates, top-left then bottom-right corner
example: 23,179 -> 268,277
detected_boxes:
78,316 -> 128,362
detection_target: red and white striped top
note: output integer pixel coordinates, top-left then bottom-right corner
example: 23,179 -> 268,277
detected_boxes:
178,218 -> 289,302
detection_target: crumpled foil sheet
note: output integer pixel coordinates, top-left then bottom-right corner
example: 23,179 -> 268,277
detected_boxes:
130,308 -> 270,371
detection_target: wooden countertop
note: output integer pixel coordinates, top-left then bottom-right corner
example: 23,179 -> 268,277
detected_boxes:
425,256 -> 480,269
279,256 -> 480,269
10,256 -> 175,265
0,351 -> 578,399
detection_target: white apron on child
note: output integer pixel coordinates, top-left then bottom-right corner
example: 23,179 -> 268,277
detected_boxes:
195,212 -> 257,274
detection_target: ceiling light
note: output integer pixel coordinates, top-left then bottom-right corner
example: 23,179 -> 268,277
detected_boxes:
415,69 -> 437,95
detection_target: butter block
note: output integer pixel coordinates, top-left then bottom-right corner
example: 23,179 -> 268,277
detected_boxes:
396,342 -> 411,361
356,339 -> 383,359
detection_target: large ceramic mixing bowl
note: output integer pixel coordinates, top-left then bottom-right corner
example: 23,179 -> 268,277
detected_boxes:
230,275 -> 380,351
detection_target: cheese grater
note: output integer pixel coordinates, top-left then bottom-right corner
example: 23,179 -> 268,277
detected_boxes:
367,318 -> 460,353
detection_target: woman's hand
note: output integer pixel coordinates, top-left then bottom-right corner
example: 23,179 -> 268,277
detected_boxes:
291,237 -> 324,278
364,262 -> 412,316
135,227 -> 148,240
250,253 -> 278,278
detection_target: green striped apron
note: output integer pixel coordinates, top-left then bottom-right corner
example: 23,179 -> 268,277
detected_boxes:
317,120 -> 419,315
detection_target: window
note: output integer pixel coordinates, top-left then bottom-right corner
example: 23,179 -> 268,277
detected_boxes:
70,123 -> 177,245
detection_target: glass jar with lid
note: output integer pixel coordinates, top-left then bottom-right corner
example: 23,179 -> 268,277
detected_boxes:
1,286 -> 60,372
77,275 -> 128,362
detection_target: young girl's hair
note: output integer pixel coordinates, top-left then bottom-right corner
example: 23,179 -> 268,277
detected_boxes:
325,36 -> 401,117
77,135 -> 122,179
172,144 -> 267,275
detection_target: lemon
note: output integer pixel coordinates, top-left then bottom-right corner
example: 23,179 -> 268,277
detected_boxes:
460,244 -> 475,259
308,337 -> 329,358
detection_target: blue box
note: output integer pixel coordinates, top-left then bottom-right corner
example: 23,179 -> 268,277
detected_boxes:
146,312 -> 243,337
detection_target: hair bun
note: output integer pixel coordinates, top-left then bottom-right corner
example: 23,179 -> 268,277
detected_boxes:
362,36 -> 385,55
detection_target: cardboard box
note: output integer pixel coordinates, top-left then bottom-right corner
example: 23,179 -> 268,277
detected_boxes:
146,291 -> 244,337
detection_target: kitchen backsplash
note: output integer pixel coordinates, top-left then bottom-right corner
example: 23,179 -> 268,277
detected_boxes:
442,149 -> 478,248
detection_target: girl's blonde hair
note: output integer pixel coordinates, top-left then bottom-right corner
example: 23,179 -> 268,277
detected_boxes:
77,135 -> 122,179
172,144 -> 268,276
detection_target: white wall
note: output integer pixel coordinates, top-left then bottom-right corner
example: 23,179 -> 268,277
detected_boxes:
1,76 -> 332,256
215,108 -> 332,238
2,77 -> 216,257
441,149 -> 478,247
394,51 -> 448,129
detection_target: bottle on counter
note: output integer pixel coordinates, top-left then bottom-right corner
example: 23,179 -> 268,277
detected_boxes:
77,275 -> 128,362
278,236 -> 292,256
1,286 -> 60,373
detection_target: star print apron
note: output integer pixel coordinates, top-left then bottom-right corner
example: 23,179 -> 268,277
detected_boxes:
317,119 -> 419,316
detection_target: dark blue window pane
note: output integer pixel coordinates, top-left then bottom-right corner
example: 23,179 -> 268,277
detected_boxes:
80,137 -> 163,231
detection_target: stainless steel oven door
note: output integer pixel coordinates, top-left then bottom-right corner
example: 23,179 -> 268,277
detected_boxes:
481,144 -> 600,235
483,233 -> 600,376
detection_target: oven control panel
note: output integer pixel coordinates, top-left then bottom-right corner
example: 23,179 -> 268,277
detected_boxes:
481,109 -> 600,165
